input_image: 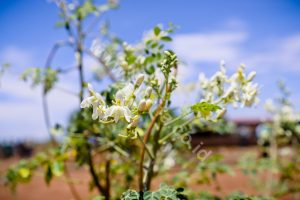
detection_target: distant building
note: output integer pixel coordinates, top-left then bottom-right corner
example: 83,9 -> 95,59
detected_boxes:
192,119 -> 265,146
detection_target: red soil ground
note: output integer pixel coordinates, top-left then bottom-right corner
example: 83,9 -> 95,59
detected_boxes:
0,146 -> 295,200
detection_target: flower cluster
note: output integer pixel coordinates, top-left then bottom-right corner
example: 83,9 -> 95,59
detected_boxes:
264,99 -> 300,137
80,74 -> 153,129
198,61 -> 259,110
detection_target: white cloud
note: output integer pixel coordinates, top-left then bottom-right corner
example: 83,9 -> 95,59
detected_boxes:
172,32 -> 247,63
0,46 -> 34,69
0,46 -> 79,142
0,72 -> 79,142
223,18 -> 247,30
246,34 -> 300,72
172,30 -> 300,74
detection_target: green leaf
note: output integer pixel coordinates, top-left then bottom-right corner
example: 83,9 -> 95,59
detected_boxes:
77,0 -> 97,19
158,183 -> 178,199
144,191 -> 160,200
145,65 -> 155,75
51,161 -> 64,177
121,190 -> 140,200
121,184 -> 188,200
191,102 -> 221,118
154,26 -> 161,36
44,68 -> 58,93
161,36 -> 172,42
44,164 -> 53,185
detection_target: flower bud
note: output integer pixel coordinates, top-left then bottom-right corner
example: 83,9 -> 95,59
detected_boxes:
138,99 -> 147,112
145,99 -> 153,111
216,109 -> 226,119
121,61 -> 129,70
134,74 -> 145,88
145,87 -> 152,98
247,71 -> 256,82
127,124 -> 132,129
130,115 -> 140,128
87,83 -> 93,91
164,50 -> 172,56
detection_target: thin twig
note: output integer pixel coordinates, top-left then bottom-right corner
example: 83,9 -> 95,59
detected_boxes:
145,122 -> 163,189
84,49 -> 117,82
45,41 -> 73,68
84,13 -> 104,35
42,40 -> 73,144
57,66 -> 77,74
87,144 -> 106,195
42,40 -> 80,199
42,95 -> 56,144
54,86 -> 78,96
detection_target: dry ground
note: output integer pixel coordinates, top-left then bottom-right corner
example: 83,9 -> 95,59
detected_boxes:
0,146 -> 293,200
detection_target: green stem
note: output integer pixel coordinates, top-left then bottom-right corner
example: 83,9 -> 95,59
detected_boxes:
159,117 -> 195,144
164,111 -> 192,127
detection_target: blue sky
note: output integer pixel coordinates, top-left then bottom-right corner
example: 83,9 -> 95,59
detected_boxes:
1,0 -> 300,142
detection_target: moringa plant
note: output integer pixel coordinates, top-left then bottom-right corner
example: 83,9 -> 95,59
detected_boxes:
2,0 -> 269,200
239,81 -> 300,199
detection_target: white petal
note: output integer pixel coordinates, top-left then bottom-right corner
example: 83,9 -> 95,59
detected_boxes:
95,92 -> 104,103
97,107 -> 106,119
113,106 -> 123,123
123,107 -> 132,122
80,97 -> 93,108
87,83 -> 94,92
115,83 -> 134,104
104,106 -> 114,119
92,105 -> 98,120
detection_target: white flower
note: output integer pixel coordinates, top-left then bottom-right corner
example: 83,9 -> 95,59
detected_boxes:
91,39 -> 103,57
103,84 -> 136,123
115,83 -> 134,105
105,105 -> 131,123
80,83 -> 106,120
198,62 -> 259,110
247,71 -> 256,82
92,106 -> 106,120
241,83 -> 258,107
80,96 -> 95,108
198,73 -> 208,89
163,156 -> 175,169
264,99 -> 275,112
